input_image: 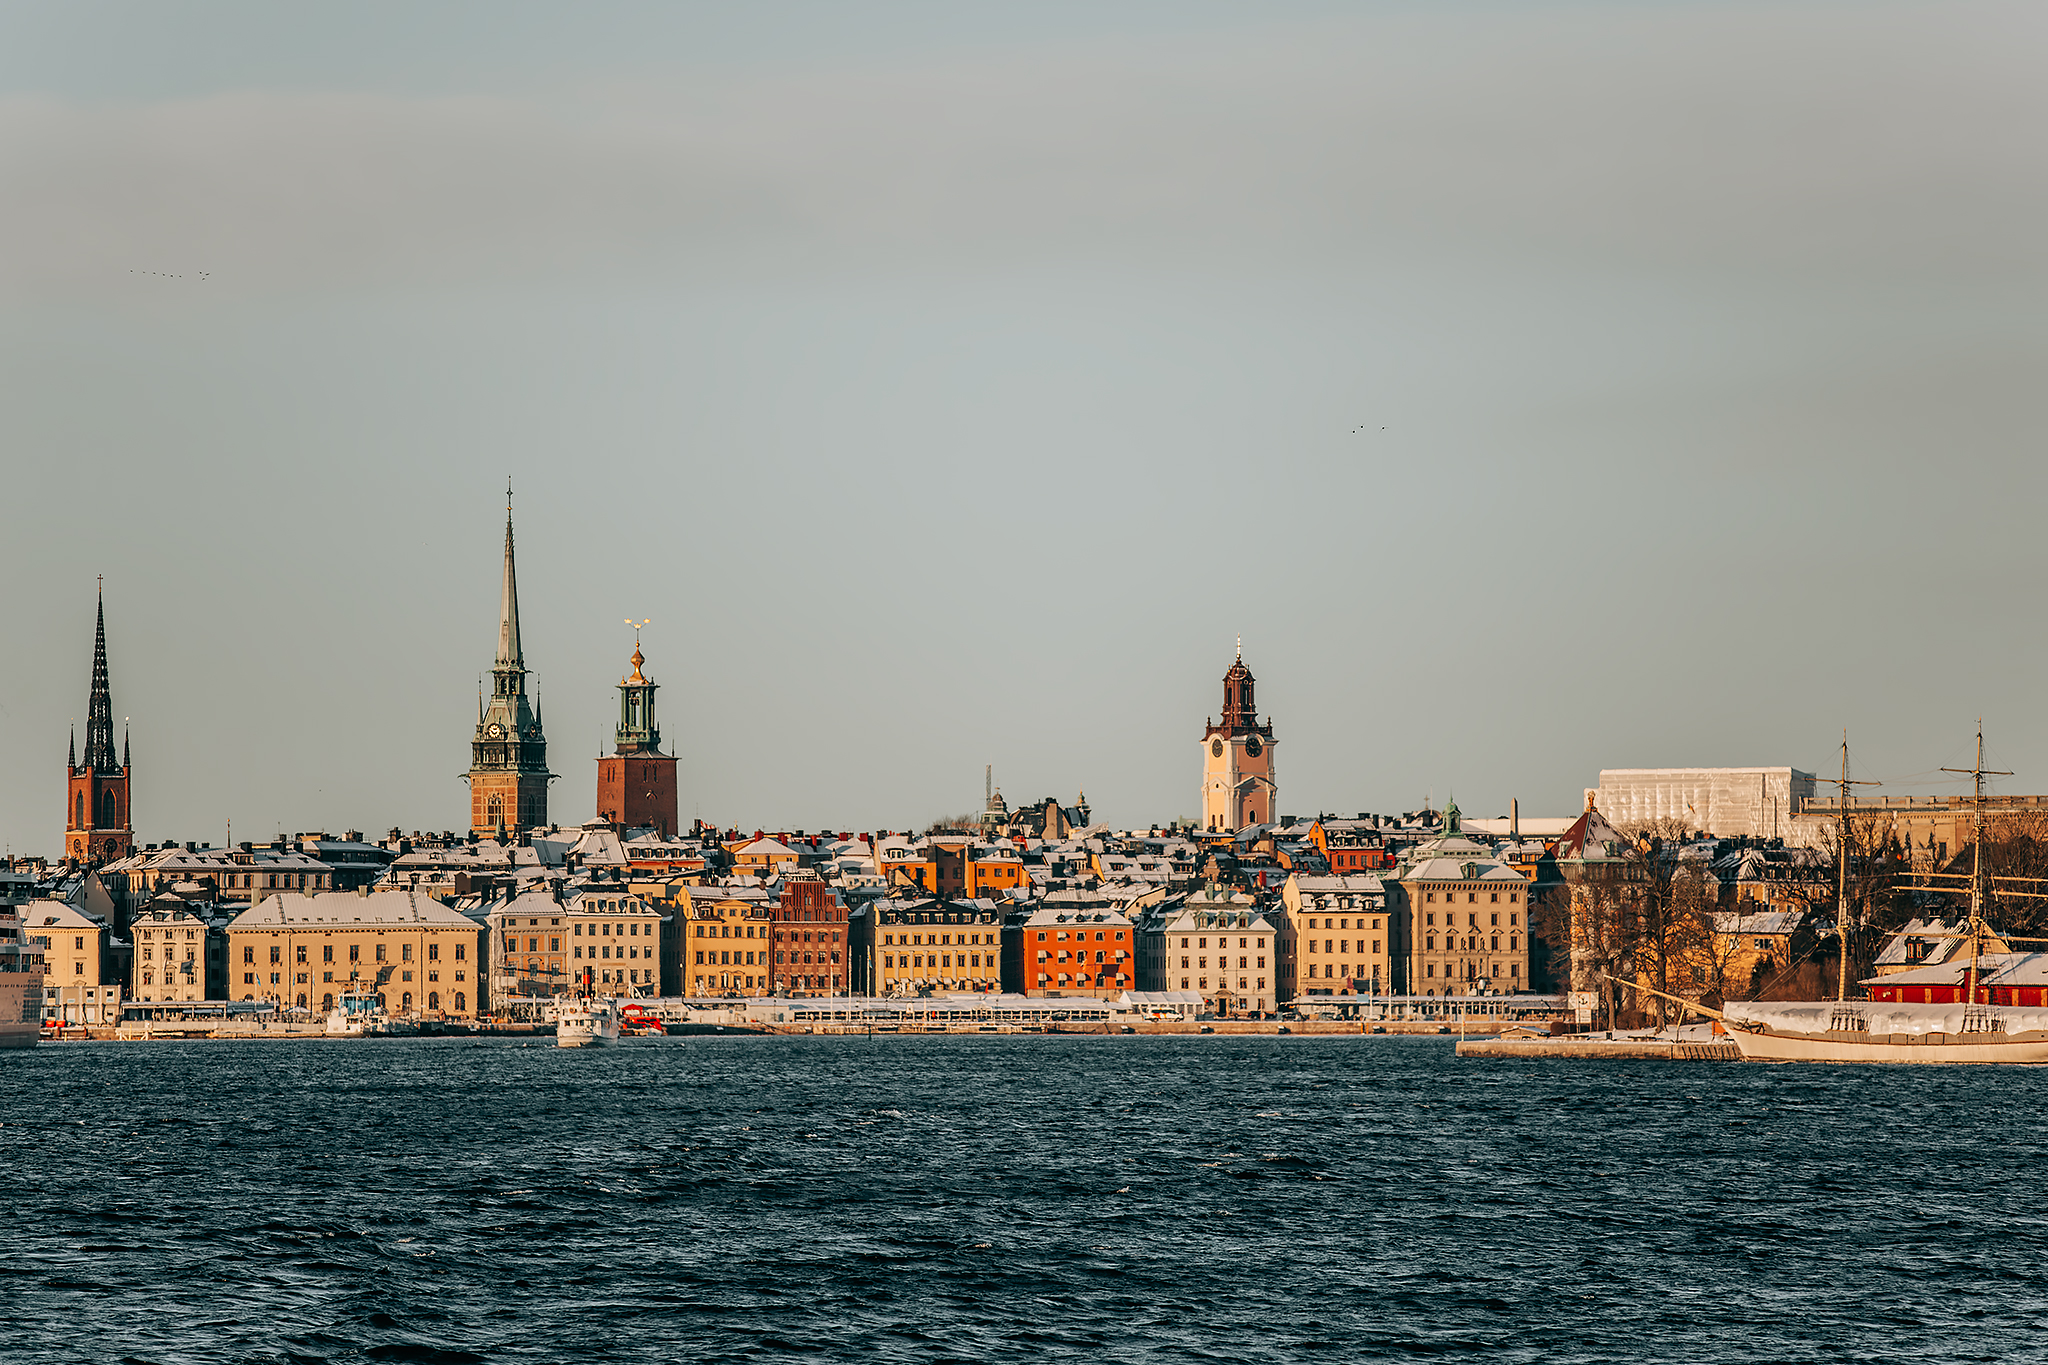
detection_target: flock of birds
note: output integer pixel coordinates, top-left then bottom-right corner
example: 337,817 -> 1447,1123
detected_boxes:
130,269 -> 209,279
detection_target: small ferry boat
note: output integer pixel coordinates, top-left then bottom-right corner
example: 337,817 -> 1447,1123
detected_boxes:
557,997 -> 622,1048
325,991 -> 384,1037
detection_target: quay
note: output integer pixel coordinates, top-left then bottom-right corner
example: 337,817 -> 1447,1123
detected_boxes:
1456,1032 -> 1741,1061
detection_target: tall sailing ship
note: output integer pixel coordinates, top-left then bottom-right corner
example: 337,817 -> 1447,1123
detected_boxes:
1635,725 -> 2048,1063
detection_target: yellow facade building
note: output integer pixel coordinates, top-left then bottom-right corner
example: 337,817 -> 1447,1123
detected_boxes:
226,890 -> 487,1019
22,899 -> 124,1024
685,897 -> 778,997
1278,873 -> 1393,1001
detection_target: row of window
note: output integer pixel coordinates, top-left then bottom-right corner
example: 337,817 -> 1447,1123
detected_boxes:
1177,977 -> 1268,992
1423,911 -> 1520,927
1422,962 -> 1520,978
1304,917 -> 1381,931
1423,891 -> 1521,905
1179,956 -> 1265,970
246,969 -> 465,984
1175,937 -> 1265,950
885,954 -> 989,971
1423,936 -> 1518,952
885,932 -> 991,947
244,941 -> 457,965
1306,940 -> 1380,955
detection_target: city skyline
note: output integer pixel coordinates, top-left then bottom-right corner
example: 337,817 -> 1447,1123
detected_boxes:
5,1 -> 2047,843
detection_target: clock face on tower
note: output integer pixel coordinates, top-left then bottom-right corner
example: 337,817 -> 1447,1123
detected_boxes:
488,723 -> 504,738
1246,736 -> 1262,758
1211,739 -> 1224,757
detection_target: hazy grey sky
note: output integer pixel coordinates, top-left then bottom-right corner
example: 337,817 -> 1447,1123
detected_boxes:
4,0 -> 2045,847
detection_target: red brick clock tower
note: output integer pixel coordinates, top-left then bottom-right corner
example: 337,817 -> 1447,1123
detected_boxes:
595,632 -> 678,837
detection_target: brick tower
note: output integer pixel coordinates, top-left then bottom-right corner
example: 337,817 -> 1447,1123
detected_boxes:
66,583 -> 134,865
468,490 -> 552,839
595,631 -> 678,837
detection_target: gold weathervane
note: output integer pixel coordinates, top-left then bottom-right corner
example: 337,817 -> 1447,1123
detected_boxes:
624,619 -> 650,683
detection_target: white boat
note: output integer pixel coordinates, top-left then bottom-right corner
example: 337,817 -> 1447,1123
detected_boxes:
325,991 -> 383,1036
557,997 -> 622,1048
1721,999 -> 2048,1064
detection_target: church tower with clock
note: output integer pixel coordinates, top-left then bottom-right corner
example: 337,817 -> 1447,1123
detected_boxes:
468,493 -> 552,840
1201,642 -> 1277,832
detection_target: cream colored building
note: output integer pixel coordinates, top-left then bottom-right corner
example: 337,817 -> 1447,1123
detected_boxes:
1144,893 -> 1278,1015
560,886 -> 668,996
857,896 -> 1004,997
130,899 -> 225,1003
226,890 -> 487,1019
23,899 -> 124,1024
1278,873 -> 1391,1001
1395,814 -> 1533,996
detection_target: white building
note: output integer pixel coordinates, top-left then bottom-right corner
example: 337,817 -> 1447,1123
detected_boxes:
1590,767 -> 1816,839
1140,892 -> 1277,1015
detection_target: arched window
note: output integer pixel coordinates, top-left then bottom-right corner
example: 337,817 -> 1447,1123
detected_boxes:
322,994 -> 334,1010
428,991 -> 440,1010
99,789 -> 116,827
454,992 -> 466,1012
295,994 -> 307,1008
75,792 -> 85,828
486,794 -> 504,827
402,992 -> 413,1010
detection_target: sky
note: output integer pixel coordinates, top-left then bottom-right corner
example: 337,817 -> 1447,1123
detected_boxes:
3,0 -> 2046,848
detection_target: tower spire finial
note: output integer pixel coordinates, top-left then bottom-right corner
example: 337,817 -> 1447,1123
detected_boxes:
495,491 -> 523,670
1236,633 -> 1242,663
82,582 -> 117,771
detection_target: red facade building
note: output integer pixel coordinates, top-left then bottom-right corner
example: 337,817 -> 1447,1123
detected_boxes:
770,879 -> 846,996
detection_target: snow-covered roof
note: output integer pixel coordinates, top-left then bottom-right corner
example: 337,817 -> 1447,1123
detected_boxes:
228,891 -> 479,928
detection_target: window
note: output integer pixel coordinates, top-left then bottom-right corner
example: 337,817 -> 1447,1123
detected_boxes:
323,944 -> 333,963
296,945 -> 307,964
242,946 -> 254,964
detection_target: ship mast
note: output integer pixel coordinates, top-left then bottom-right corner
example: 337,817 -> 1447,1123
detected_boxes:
1941,722 -> 2009,1007
1815,732 -> 1878,1002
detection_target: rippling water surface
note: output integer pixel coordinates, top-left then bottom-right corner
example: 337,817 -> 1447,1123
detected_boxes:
5,1035 -> 2046,1363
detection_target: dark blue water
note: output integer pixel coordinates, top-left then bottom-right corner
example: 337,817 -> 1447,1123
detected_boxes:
5,1036 -> 2045,1364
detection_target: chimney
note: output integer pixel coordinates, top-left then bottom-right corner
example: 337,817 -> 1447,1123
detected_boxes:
1511,798 -> 1519,840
